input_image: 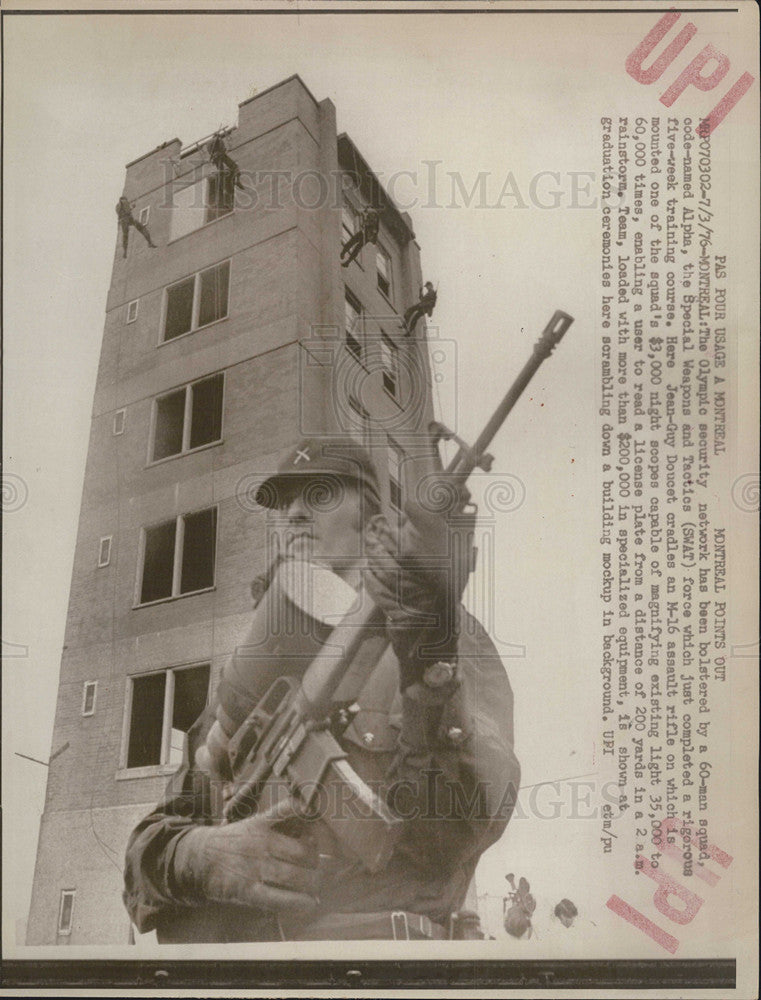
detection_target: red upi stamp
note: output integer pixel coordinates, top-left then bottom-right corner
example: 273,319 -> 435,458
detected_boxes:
607,816 -> 733,953
625,11 -> 755,137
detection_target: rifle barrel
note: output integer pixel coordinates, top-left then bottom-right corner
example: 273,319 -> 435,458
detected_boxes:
448,310 -> 573,478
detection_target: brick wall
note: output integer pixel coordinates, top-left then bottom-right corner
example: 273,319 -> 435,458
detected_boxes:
30,75 -> 438,945
26,803 -> 156,945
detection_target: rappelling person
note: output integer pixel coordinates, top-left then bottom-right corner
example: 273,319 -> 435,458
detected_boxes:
340,206 -> 380,267
503,873 -> 537,940
207,132 -> 244,190
116,196 -> 156,258
403,281 -> 437,333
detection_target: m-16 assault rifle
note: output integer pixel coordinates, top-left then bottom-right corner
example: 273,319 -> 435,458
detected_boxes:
207,310 -> 574,874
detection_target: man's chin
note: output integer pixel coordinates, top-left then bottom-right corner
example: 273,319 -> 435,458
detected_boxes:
286,536 -> 314,557
285,541 -> 357,578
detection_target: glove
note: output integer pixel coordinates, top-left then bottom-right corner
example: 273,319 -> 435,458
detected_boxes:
365,480 -> 468,690
171,797 -> 320,914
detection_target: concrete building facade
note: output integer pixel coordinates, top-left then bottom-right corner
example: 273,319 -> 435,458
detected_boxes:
26,76 -> 442,945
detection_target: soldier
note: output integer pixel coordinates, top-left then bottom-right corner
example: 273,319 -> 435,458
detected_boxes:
340,206 -> 380,267
116,196 -> 156,258
123,436 -> 520,942
531,897 -> 584,944
553,898 -> 578,928
403,281 -> 437,334
207,133 -> 244,191
503,873 -> 536,939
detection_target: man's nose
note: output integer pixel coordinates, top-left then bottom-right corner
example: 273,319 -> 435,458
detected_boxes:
286,495 -> 311,521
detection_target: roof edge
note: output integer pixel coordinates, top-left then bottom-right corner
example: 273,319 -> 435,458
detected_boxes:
125,138 -> 180,170
238,74 -> 321,112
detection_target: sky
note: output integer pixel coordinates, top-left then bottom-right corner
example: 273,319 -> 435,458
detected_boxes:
2,0 -> 756,956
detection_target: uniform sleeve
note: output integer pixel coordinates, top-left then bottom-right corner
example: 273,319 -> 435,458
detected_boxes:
386,616 -> 520,876
122,707 -> 217,933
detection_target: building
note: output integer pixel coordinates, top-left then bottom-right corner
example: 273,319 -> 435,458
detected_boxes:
26,75 -> 444,945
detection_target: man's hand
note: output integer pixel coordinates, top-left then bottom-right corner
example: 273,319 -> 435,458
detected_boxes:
365,478 -> 468,619
365,480 -> 468,689
365,511 -> 443,621
172,797 -> 320,914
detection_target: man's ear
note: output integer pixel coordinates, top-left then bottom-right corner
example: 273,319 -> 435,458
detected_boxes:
363,512 -> 389,549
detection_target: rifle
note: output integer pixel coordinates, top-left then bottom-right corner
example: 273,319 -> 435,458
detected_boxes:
219,310 -> 574,872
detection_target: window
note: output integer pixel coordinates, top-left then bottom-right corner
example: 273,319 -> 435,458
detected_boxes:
152,373 -> 224,462
387,440 -> 403,511
344,290 -> 363,362
170,171 -> 233,241
82,681 -> 97,717
206,171 -> 235,224
348,394 -> 371,447
376,246 -> 393,301
126,663 -> 210,769
164,276 -> 195,341
138,506 -> 217,605
197,263 -> 230,328
58,890 -> 75,935
162,261 -> 230,342
139,206 -> 150,226
126,299 -> 139,323
113,410 -> 125,436
380,332 -> 399,399
98,536 -> 112,568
